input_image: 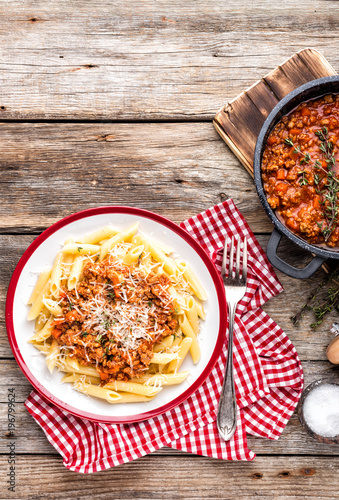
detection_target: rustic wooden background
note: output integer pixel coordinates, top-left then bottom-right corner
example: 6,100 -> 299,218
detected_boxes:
1,1 -> 339,498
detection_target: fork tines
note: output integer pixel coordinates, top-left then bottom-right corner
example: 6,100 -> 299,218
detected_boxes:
222,236 -> 247,282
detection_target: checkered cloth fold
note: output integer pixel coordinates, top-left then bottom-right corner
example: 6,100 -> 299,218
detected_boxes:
25,200 -> 303,472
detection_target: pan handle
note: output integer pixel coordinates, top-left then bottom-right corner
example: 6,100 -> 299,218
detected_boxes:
266,229 -> 325,279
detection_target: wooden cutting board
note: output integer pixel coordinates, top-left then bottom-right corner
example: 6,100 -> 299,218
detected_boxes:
213,48 -> 337,178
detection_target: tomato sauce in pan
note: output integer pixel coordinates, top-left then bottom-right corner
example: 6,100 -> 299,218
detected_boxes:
262,94 -> 339,248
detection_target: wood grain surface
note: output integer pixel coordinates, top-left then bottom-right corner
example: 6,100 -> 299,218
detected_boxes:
1,0 -> 339,498
1,455 -> 338,500
0,1 -> 338,121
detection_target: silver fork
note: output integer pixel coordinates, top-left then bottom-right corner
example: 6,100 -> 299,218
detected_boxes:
217,236 -> 247,441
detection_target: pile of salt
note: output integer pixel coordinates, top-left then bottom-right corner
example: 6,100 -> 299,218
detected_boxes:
303,383 -> 339,438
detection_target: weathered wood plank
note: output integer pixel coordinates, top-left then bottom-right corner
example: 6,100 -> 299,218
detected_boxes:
217,94 -> 264,170
1,359 -> 338,456
298,48 -> 338,79
0,455 -> 338,499
0,1 -> 338,120
213,49 -> 336,178
0,122 -> 268,232
245,80 -> 279,118
1,233 -> 335,360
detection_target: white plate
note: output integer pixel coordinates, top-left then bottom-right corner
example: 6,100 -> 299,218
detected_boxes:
6,206 -> 226,423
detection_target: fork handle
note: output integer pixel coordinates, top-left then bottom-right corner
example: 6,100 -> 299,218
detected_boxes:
217,302 -> 237,441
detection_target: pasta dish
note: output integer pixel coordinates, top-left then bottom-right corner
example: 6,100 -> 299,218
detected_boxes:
27,222 -> 206,404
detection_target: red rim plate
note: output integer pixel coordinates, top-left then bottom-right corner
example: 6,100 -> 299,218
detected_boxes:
6,206 -> 226,423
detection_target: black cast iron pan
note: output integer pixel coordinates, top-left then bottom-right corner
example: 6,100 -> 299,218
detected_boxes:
254,75 -> 339,279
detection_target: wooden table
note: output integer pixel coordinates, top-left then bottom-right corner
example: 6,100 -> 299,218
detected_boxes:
1,1 -> 339,498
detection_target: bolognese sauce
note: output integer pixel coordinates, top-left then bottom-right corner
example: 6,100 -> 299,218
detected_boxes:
50,256 -> 178,383
262,93 -> 339,247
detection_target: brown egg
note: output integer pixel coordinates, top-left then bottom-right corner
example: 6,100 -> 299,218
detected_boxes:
326,335 -> 339,364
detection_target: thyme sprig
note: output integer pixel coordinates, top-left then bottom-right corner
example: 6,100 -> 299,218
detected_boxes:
314,127 -> 339,241
284,138 -> 310,186
291,266 -> 339,328
284,127 -> 339,242
298,170 -> 308,186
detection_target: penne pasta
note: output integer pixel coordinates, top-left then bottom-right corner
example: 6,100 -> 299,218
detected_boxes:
31,342 -> 50,354
27,268 -> 52,306
27,221 -> 207,406
142,236 -> 173,255
167,285 -> 186,314
67,256 -> 85,290
62,374 -> 156,403
123,244 -> 145,265
132,234 -> 149,251
27,280 -> 51,321
167,337 -> 192,373
110,392 -> 155,404
99,222 -> 139,261
150,352 -> 178,364
73,380 -> 122,404
153,334 -> 174,353
194,297 -> 206,320
178,314 -> 200,364
34,307 -> 51,332
42,298 -> 63,317
29,316 -> 54,343
131,371 -> 189,386
136,235 -> 178,275
62,373 -> 161,397
61,373 -> 99,384
185,296 -> 199,335
79,225 -> 119,245
46,340 -> 60,373
105,380 -> 162,397
172,334 -> 183,348
148,244 -> 178,276
50,251 -> 64,298
57,357 -> 99,378
61,243 -> 100,255
176,260 -> 207,300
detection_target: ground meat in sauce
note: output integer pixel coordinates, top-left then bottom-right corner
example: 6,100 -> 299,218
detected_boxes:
262,93 -> 339,248
51,258 -> 178,383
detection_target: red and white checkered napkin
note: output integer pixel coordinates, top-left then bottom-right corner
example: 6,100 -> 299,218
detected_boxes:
25,200 -> 304,473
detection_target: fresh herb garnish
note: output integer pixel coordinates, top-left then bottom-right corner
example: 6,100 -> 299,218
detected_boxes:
291,266 -> 339,328
284,138 -> 294,147
300,152 -> 311,164
298,170 -> 309,186
314,127 -> 339,241
285,127 -> 339,242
